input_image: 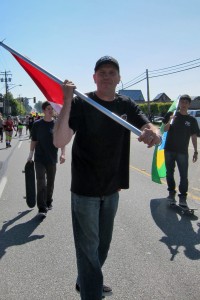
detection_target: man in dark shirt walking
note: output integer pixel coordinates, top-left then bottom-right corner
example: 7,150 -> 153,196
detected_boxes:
163,94 -> 199,207
27,101 -> 65,217
28,113 -> 34,138
53,56 -> 162,300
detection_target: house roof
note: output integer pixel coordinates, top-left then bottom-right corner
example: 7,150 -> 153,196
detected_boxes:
153,92 -> 171,102
153,93 -> 166,100
118,89 -> 145,101
191,96 -> 200,100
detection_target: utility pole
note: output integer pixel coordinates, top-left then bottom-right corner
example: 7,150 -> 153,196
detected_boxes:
0,70 -> 12,115
146,69 -> 151,119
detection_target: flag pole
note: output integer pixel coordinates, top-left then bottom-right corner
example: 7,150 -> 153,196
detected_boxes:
0,41 -> 141,136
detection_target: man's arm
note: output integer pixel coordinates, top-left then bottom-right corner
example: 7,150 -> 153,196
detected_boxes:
53,80 -> 75,149
191,134 -> 198,162
27,140 -> 37,161
59,146 -> 66,164
164,115 -> 176,132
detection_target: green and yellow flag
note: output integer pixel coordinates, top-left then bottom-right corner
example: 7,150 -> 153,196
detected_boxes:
151,98 -> 180,184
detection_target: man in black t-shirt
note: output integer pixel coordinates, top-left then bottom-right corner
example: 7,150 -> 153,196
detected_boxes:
28,113 -> 35,138
163,94 -> 199,207
53,56 -> 162,300
27,101 -> 66,217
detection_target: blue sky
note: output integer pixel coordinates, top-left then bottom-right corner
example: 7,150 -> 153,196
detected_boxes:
0,0 -> 200,106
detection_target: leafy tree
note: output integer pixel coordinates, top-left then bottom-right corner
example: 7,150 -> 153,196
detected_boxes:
23,97 -> 33,113
34,100 -> 43,113
4,92 -> 31,116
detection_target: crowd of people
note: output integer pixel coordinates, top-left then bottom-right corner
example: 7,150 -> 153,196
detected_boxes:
0,112 -> 41,147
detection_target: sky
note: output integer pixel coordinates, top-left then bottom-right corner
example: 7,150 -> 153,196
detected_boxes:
0,0 -> 200,107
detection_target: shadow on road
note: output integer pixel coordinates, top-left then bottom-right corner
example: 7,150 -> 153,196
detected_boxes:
0,210 -> 45,259
0,147 -> 8,150
150,198 -> 200,261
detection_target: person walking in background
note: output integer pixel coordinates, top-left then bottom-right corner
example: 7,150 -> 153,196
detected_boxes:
4,115 -> 16,148
0,113 -> 4,142
13,116 -> 19,136
163,94 -> 199,208
25,115 -> 29,135
14,116 -> 24,137
53,56 -> 162,300
17,118 -> 24,137
27,101 -> 66,217
35,112 -> 41,121
28,113 -> 34,138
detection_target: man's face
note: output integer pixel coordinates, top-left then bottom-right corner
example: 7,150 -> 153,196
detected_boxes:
93,64 -> 120,92
43,105 -> 54,117
179,98 -> 190,110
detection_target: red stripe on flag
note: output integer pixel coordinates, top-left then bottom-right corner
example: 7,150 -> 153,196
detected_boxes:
12,53 -> 64,105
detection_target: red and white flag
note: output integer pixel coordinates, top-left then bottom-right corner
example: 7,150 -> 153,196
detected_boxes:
0,42 -> 141,136
0,42 -> 64,112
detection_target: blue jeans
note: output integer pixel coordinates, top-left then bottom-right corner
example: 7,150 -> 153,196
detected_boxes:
71,192 -> 119,300
165,150 -> 188,197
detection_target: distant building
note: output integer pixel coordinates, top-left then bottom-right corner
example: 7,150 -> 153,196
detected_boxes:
153,93 -> 171,102
118,89 -> 145,103
190,96 -> 200,109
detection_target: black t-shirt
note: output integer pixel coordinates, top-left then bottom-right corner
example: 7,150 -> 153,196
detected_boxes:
28,116 -> 34,127
31,119 -> 58,164
69,92 -> 150,196
163,111 -> 199,154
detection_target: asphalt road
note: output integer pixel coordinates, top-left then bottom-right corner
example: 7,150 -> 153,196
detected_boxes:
0,132 -> 200,300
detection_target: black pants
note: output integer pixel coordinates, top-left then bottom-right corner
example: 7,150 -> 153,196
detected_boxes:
165,150 -> 188,197
35,162 -> 57,210
0,128 -> 3,141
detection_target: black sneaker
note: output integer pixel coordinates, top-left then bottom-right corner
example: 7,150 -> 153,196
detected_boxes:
47,200 -> 53,210
38,208 -> 47,218
179,202 -> 188,208
167,191 -> 176,201
75,283 -> 80,293
47,204 -> 53,210
179,196 -> 188,208
75,283 -> 107,298
169,198 -> 176,206
102,284 -> 112,293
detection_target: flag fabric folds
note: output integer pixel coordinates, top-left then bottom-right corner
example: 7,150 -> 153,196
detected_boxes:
151,98 -> 180,184
12,53 -> 63,105
11,53 -> 63,113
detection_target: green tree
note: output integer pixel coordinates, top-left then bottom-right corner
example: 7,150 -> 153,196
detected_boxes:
34,100 -> 43,113
10,97 -> 26,116
23,97 -> 33,114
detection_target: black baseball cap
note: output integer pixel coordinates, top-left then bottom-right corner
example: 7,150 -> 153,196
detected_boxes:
94,56 -> 120,72
179,94 -> 191,103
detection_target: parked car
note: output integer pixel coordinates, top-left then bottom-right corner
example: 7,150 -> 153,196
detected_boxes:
152,116 -> 164,125
187,110 -> 200,136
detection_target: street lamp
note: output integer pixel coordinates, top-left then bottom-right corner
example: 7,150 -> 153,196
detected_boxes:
5,84 -> 22,115
7,84 -> 22,91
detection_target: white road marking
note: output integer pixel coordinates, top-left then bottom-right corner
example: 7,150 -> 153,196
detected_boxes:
18,141 -> 22,148
0,177 -> 7,199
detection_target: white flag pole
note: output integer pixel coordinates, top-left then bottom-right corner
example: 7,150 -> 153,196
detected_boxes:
0,42 -> 141,136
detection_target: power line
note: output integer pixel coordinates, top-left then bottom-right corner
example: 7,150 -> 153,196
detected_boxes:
121,57 -> 200,90
123,72 -> 146,85
149,64 -> 200,79
121,77 -> 146,89
149,57 -> 200,73
149,60 -> 200,76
